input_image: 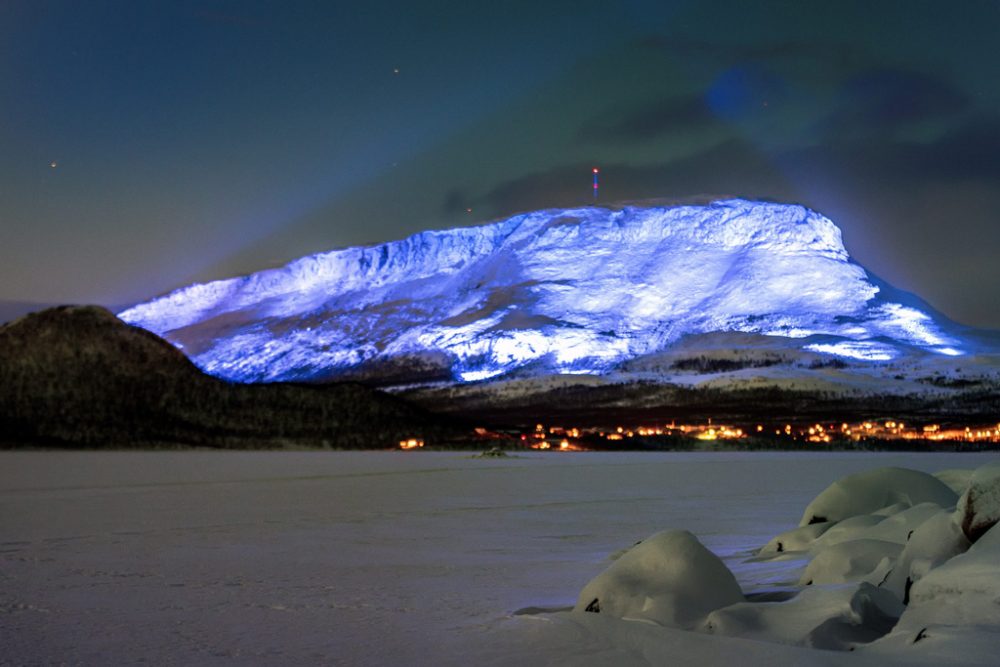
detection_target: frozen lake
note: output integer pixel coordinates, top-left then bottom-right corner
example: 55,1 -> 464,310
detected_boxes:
2,450 -> 996,665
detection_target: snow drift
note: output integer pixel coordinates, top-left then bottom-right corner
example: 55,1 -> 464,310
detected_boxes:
568,459 -> 1000,661
118,199 -> 967,383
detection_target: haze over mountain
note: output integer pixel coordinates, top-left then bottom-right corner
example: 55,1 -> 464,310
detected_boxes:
0,300 -> 58,325
120,199 -> 984,390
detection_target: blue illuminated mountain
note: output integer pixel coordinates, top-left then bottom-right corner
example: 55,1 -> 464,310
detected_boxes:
119,199 -> 971,385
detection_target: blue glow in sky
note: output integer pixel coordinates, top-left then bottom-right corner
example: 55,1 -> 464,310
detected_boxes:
3,1 -> 1000,328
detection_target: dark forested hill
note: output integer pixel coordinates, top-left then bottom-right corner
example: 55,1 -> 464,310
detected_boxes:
0,306 -> 451,448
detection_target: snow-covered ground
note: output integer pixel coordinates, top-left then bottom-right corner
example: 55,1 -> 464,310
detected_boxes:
1,451 -> 997,665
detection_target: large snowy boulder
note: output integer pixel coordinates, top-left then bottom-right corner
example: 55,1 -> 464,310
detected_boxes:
574,530 -> 743,629
117,199 -> 965,383
866,523 -> 1000,661
799,467 -> 957,527
758,503 -> 941,560
702,582 -> 903,650
954,461 -> 1000,543
807,503 -> 944,551
907,521 -> 1000,618
881,510 -> 969,603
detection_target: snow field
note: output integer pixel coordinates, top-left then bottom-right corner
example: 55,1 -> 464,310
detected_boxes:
3,451 -> 998,666
567,460 -> 1000,663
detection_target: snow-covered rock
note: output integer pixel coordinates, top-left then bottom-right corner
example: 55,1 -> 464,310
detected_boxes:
872,502 -> 911,517
860,623 -> 1000,666
866,523 -> 1000,661
799,539 -> 902,586
568,463 -> 1000,663
933,468 -> 974,495
954,461 -> 1000,542
848,502 -> 945,546
758,521 -> 833,555
881,510 -> 969,602
117,199 -> 968,383
702,582 -> 903,650
798,467 -> 957,527
807,514 -> 886,548
573,530 -> 743,629
795,504 -> 941,554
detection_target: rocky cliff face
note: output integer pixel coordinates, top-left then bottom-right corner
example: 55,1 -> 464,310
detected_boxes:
119,199 -> 965,384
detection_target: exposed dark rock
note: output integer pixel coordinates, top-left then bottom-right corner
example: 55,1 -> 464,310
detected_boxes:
957,463 -> 1000,543
474,447 -> 509,458
671,355 -> 781,373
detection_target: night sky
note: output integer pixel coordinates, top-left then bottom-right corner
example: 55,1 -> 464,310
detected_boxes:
3,1 -> 999,327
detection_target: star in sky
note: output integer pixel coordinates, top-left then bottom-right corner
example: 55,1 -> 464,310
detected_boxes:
2,1 -> 1000,329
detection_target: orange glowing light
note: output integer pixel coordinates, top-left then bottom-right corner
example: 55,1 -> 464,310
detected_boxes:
399,438 -> 424,450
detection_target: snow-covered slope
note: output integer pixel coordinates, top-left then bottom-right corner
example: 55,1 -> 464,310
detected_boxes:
119,199 -> 969,383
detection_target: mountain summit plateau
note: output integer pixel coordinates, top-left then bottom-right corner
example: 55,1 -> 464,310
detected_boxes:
119,199 -> 969,385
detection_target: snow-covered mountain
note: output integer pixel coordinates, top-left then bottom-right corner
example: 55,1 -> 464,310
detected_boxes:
120,199 -> 974,384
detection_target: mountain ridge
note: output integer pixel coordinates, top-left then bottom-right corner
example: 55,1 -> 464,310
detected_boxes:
119,199 -> 976,385
0,306 -> 449,448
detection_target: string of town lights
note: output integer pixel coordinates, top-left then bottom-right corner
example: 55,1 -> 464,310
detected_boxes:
399,420 -> 1000,450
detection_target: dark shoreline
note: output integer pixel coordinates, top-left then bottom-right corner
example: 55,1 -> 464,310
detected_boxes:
4,437 -> 1000,453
